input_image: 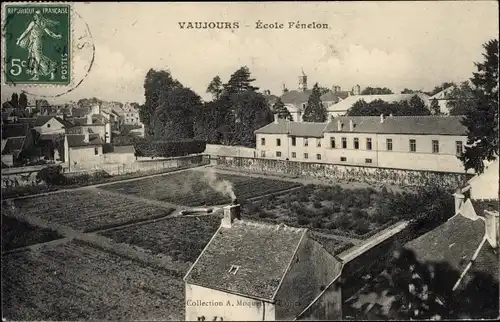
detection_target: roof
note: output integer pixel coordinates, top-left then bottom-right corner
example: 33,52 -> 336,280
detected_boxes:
184,220 -> 306,301
66,133 -> 103,147
71,107 -> 91,117
430,86 -> 457,100
39,133 -> 64,141
1,137 -> 25,156
323,115 -> 467,135
467,159 -> 499,200
405,214 -> 485,275
320,90 -> 347,103
1,123 -> 29,140
281,89 -> 313,108
329,93 -> 431,113
254,119 -> 326,137
69,116 -> 106,126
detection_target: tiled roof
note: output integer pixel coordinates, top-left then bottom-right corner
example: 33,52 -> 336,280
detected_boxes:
1,137 -> 25,156
66,133 -> 103,147
1,123 -> 29,139
329,93 -> 431,113
255,116 -> 467,136
281,89 -> 313,108
71,107 -> 91,117
254,119 -> 326,137
112,145 -> 135,154
323,115 -> 467,135
320,90 -> 345,103
466,243 -> 499,284
184,220 -> 306,301
430,86 -> 457,100
405,214 -> 485,274
69,116 -> 105,126
39,133 -> 64,141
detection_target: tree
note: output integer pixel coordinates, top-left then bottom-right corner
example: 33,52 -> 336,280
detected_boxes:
361,87 -> 394,95
303,83 -> 327,122
140,68 -> 182,137
222,66 -> 259,95
77,97 -> 102,108
206,76 -> 223,100
430,99 -> 441,115
153,86 -> 202,140
401,88 -> 421,94
460,39 -> 499,174
18,93 -> 28,109
272,98 -> 293,121
445,81 -> 477,115
10,93 -> 19,109
399,95 -> 431,116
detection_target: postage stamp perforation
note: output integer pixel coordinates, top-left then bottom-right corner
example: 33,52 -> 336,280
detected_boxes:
2,1 -> 73,87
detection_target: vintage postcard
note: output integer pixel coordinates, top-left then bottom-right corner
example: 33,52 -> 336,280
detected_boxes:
1,1 -> 499,321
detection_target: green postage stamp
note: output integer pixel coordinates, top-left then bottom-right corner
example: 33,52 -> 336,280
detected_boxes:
3,4 -> 71,85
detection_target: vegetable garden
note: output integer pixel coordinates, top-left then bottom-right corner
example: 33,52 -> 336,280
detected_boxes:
2,215 -> 62,252
3,190 -> 174,232
101,170 -> 301,206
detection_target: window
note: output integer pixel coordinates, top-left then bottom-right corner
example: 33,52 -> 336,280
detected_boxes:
342,137 -> 347,149
304,138 -> 309,147
409,139 -> 416,152
276,151 -> 282,157
387,139 -> 393,151
276,138 -> 281,146
354,138 -> 359,149
302,103 -> 306,109
340,157 -> 347,162
261,151 -> 266,157
456,141 -> 463,156
316,154 -> 322,160
47,123 -> 51,128
261,138 -> 265,146
366,138 -> 372,150
365,158 -> 373,164
330,137 -> 336,149
291,136 -> 296,146
432,140 -> 439,153
316,138 -> 321,147
291,152 -> 296,158
228,265 -> 240,275
94,148 -> 99,155
304,153 -> 309,159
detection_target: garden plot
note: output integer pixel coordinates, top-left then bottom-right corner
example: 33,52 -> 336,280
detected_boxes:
100,215 -> 221,264
1,240 -> 184,321
101,170 -> 301,206
3,190 -> 174,232
2,215 -> 62,252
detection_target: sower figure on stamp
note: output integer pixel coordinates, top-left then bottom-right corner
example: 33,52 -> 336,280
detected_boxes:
15,10 -> 62,81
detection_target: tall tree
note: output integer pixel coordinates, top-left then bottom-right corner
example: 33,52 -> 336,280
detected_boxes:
460,39 -> 499,174
303,83 -> 327,122
222,66 -> 259,95
400,95 -> 430,116
206,76 -> 223,100
361,87 -> 394,95
18,93 -> 28,109
430,99 -> 441,115
445,81 -> 477,115
140,69 -> 182,137
10,93 -> 19,108
272,98 -> 293,121
401,88 -> 421,94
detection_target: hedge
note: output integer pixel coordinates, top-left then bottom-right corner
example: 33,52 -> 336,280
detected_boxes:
134,140 -> 206,158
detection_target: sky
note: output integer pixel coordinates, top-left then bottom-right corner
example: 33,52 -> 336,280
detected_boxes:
2,1 -> 499,105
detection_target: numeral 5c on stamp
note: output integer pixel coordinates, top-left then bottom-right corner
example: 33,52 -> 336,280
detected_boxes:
3,4 -> 71,85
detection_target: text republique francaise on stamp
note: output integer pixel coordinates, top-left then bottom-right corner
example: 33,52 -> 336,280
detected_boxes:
3,4 -> 71,85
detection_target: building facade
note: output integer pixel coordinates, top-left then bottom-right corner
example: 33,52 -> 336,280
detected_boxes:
255,115 -> 470,173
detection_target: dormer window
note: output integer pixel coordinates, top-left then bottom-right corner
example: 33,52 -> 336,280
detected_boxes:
228,265 -> 240,275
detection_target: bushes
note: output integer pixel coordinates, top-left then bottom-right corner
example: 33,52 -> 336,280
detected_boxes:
135,140 -> 206,158
36,165 -> 65,186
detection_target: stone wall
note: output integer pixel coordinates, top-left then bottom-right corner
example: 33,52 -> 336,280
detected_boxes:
204,144 -> 256,158
215,156 -> 473,189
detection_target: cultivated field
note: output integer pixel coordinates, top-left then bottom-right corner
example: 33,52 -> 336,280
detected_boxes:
2,215 -> 62,252
101,169 -> 301,206
1,240 -> 184,321
2,190 -> 174,232
242,184 -> 399,239
100,215 -> 222,263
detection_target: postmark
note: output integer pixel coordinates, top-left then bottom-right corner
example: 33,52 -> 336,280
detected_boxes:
3,3 -> 71,85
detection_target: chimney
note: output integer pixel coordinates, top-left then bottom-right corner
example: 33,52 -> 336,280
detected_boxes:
83,131 -> 90,143
453,188 -> 465,215
274,114 -> 279,124
86,113 -> 92,125
380,114 -> 385,123
337,120 -> 342,131
332,85 -> 338,93
484,210 -> 499,248
282,84 -> 287,93
221,202 -> 241,228
349,119 -> 354,131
